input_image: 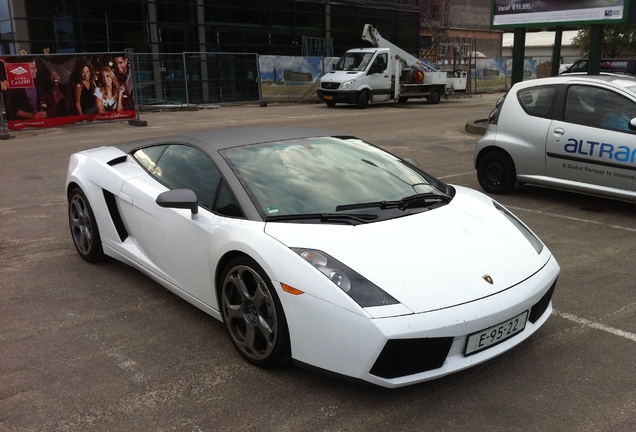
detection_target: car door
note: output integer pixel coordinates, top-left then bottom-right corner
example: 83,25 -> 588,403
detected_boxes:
506,84 -> 559,177
367,52 -> 392,102
546,84 -> 636,191
119,144 -> 223,306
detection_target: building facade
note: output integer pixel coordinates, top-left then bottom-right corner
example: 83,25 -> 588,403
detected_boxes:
420,0 -> 502,63
0,0 -> 423,56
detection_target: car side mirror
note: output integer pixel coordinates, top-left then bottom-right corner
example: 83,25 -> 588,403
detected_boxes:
629,118 -> 636,131
156,189 -> 199,215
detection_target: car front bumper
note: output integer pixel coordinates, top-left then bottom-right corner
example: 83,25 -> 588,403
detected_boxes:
282,254 -> 560,388
317,88 -> 359,104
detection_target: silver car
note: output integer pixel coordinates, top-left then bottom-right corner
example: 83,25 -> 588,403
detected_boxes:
475,75 -> 636,202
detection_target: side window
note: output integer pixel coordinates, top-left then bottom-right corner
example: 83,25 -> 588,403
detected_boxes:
564,85 -> 599,125
516,85 -> 557,119
215,180 -> 244,218
132,145 -> 167,172
152,145 -> 221,210
371,53 -> 387,72
565,85 -> 636,132
570,60 -> 587,73
594,89 -> 636,133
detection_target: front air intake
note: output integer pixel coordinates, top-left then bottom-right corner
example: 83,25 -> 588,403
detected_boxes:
529,280 -> 556,323
370,337 -> 454,379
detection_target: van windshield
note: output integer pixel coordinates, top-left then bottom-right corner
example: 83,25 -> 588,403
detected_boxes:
333,52 -> 375,72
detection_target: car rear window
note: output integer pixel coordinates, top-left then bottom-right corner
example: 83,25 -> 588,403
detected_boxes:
516,85 -> 558,119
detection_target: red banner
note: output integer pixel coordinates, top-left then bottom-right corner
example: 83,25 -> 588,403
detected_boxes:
1,53 -> 137,131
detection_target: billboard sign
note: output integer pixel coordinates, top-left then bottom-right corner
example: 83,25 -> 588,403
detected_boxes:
1,53 -> 136,131
492,0 -> 630,28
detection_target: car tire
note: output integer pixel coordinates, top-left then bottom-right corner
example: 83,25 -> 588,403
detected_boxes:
68,187 -> 105,262
357,90 -> 370,109
221,257 -> 291,368
477,151 -> 517,194
325,101 -> 336,107
429,87 -> 442,105
398,97 -> 409,104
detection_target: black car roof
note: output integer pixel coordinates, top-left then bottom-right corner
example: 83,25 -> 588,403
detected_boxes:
114,126 -> 341,155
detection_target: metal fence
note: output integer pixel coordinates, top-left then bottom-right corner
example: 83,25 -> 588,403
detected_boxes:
131,52 -> 261,108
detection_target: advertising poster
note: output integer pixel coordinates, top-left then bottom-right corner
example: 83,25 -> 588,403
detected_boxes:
1,53 -> 136,131
259,55 -> 338,103
492,0 -> 628,28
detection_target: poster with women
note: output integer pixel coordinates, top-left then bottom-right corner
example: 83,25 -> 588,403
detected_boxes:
1,53 -> 136,131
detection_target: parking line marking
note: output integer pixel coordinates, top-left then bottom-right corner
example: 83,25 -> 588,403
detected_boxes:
507,206 -> 636,233
438,171 -> 475,179
553,309 -> 636,342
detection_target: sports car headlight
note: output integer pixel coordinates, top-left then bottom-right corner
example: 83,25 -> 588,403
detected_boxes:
292,248 -> 398,308
493,201 -> 544,254
341,79 -> 356,90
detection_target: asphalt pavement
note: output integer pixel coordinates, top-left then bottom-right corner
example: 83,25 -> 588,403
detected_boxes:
1,94 -> 635,432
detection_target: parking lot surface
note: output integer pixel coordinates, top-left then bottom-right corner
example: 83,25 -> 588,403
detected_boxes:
1,95 -> 635,432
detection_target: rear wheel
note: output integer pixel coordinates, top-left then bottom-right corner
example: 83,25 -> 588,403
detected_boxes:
221,257 -> 291,368
357,90 -> 370,109
398,97 -> 409,104
429,87 -> 442,104
476,151 -> 517,194
68,187 -> 105,262
325,101 -> 336,107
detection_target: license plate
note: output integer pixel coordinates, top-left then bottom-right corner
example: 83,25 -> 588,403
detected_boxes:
323,95 -> 333,100
465,311 -> 528,356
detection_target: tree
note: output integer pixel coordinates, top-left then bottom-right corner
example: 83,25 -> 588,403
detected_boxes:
572,24 -> 636,57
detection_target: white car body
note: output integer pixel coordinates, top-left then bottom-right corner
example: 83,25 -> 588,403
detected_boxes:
66,128 -> 559,388
475,75 -> 636,202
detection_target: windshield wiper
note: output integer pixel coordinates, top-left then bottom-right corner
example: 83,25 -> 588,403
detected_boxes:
335,193 -> 451,212
266,213 -> 378,225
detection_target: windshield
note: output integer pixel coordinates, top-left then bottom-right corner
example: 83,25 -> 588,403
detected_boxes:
333,52 -> 375,72
221,136 -> 448,219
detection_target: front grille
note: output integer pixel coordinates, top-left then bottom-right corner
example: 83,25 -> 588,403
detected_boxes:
321,82 -> 340,90
529,280 -> 556,323
370,337 -> 454,379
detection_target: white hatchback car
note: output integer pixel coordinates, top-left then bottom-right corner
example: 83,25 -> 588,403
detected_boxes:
475,75 -> 636,202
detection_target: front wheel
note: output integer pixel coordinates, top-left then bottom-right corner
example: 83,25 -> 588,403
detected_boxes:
221,257 -> 291,368
68,187 -> 105,262
476,151 -> 517,194
357,90 -> 370,109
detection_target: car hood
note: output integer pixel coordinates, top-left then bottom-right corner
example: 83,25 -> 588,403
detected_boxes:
264,186 -> 550,314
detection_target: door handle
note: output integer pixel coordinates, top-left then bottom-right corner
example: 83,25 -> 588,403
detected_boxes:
553,127 -> 565,141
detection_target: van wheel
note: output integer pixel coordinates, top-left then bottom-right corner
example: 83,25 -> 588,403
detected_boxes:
477,151 -> 517,194
429,87 -> 442,104
357,90 -> 370,109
